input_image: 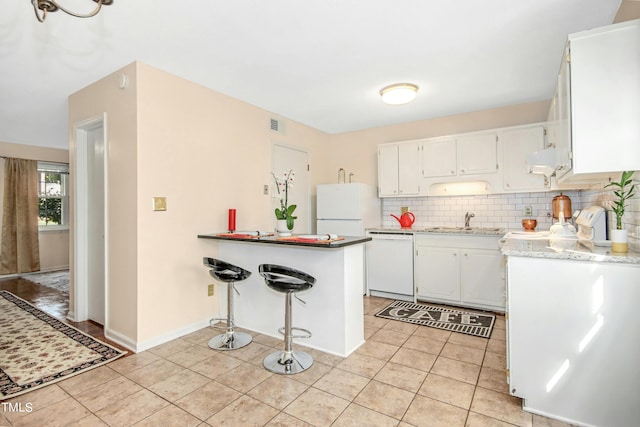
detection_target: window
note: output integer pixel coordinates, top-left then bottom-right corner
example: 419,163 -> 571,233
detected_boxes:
38,162 -> 69,230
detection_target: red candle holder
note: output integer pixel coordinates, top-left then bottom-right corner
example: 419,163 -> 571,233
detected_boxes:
228,209 -> 236,232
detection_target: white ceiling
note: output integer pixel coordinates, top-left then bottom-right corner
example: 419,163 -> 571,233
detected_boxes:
0,0 -> 623,150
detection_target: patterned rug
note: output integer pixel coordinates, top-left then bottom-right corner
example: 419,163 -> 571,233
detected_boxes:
375,300 -> 495,338
0,291 -> 126,400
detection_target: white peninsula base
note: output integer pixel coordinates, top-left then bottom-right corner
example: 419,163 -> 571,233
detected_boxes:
506,256 -> 640,427
209,238 -> 366,357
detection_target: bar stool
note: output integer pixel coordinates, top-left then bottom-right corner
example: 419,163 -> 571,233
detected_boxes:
258,264 -> 316,374
202,257 -> 252,350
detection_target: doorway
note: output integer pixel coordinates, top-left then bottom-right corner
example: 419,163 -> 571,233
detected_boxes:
272,144 -> 310,234
73,115 -> 107,326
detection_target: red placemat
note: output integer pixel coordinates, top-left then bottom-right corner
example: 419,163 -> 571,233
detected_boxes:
277,236 -> 345,244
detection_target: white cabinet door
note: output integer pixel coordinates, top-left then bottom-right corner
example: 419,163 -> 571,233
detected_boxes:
460,249 -> 504,308
378,144 -> 399,196
398,143 -> 420,195
555,45 -> 572,178
569,21 -> 640,175
415,234 -> 505,311
554,20 -> 640,182
378,142 -> 419,197
422,137 -> 457,178
415,246 -> 460,302
457,133 -> 498,175
507,256 -> 640,427
502,126 -> 547,191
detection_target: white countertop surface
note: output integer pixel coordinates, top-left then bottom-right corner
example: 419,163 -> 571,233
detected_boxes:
367,227 -> 505,236
501,237 -> 640,265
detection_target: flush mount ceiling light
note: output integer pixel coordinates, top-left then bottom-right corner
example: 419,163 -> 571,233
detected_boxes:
31,0 -> 113,23
380,83 -> 419,105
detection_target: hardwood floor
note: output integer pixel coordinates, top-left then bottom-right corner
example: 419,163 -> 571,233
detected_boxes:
0,274 -> 127,353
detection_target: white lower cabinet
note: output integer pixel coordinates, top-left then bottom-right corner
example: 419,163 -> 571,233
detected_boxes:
506,256 -> 640,427
415,234 -> 505,312
415,246 -> 460,301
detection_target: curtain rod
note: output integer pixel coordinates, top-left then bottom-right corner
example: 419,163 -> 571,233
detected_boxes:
0,155 -> 68,166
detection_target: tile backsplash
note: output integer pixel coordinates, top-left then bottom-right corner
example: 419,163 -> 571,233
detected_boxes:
382,190 -> 583,230
382,177 -> 640,251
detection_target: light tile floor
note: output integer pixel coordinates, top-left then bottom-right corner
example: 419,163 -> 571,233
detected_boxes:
0,297 -> 575,427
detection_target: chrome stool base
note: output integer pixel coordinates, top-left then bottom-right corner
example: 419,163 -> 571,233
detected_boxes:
263,349 -> 313,374
208,331 -> 252,351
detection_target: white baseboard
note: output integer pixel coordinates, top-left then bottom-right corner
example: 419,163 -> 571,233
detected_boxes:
104,329 -> 138,353
106,318 -> 212,353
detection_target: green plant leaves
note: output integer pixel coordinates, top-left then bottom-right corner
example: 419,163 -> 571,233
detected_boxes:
605,170 -> 637,229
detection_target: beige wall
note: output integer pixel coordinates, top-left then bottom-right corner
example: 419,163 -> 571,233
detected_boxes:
327,101 -> 550,188
0,142 -> 69,273
134,63 -> 329,343
68,63 -> 139,343
69,62 -> 330,348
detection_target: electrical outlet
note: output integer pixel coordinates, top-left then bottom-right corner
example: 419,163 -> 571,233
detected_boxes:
263,185 -> 269,195
207,284 -> 214,296
401,206 -> 409,214
524,206 -> 533,216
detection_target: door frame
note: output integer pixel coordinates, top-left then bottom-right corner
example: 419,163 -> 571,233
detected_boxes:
71,114 -> 108,326
271,142 -> 311,233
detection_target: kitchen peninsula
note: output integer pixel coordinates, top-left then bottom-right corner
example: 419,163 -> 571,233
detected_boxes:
197,233 -> 371,357
502,237 -> 640,427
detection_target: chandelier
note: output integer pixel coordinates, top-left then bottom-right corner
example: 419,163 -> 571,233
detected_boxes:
31,0 -> 113,22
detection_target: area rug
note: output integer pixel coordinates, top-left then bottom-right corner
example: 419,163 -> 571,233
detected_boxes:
0,291 -> 126,400
375,300 -> 495,338
20,270 -> 69,294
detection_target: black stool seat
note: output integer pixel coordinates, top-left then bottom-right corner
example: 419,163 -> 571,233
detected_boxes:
204,257 -> 251,282
202,257 -> 252,351
259,264 -> 315,293
258,264 -> 315,375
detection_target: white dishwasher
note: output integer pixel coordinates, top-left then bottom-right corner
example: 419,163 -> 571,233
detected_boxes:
366,230 -> 415,302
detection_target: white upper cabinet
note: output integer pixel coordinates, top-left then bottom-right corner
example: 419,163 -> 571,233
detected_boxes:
555,19 -> 640,182
377,141 -> 420,197
422,137 -> 457,178
421,133 -> 497,179
502,126 -> 547,191
457,133 -> 498,176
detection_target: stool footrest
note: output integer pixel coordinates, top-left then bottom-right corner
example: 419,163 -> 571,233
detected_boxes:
210,317 -> 234,330
277,326 -> 312,339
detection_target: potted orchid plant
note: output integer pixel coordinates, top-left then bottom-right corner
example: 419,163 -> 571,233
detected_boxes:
605,170 -> 636,253
272,169 -> 297,232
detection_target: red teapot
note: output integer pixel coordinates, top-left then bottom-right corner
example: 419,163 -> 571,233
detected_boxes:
391,212 -> 416,229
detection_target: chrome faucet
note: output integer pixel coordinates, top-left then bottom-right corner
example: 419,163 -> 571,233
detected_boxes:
464,212 -> 475,228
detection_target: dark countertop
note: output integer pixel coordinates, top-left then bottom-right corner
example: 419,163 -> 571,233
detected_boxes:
197,232 -> 371,248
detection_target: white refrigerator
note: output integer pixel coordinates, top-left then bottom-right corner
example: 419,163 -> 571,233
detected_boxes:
316,183 -> 380,236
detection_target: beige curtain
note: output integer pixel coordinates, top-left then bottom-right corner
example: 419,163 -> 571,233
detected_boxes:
0,158 -> 40,274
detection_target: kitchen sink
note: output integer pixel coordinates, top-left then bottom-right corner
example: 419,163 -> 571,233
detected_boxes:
422,226 -> 504,233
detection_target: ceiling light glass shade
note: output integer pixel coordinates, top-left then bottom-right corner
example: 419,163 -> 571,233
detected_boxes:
31,0 -> 113,23
380,83 -> 419,105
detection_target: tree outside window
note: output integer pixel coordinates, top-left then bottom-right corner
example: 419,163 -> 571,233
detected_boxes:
38,163 -> 68,229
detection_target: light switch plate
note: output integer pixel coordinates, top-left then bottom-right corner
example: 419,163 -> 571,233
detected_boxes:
153,197 -> 167,211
